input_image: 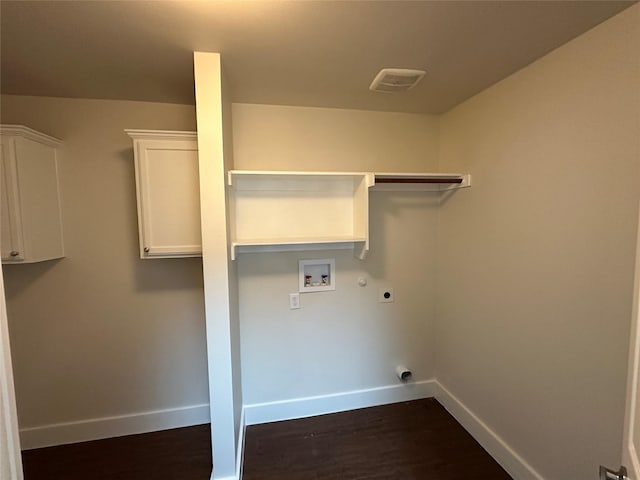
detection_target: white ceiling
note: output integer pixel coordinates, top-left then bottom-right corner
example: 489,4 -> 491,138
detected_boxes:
0,0 -> 635,114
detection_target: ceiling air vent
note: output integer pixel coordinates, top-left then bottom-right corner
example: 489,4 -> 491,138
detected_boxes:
369,68 -> 426,93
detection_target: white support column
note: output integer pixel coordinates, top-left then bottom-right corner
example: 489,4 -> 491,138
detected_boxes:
193,52 -> 243,480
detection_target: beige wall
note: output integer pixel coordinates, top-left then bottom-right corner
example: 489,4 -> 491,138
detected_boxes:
233,104 -> 441,404
232,103 -> 439,173
0,95 -> 208,430
436,5 -> 640,479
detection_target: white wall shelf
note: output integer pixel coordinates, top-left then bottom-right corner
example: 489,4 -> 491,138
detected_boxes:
227,170 -> 471,260
126,129 -> 201,259
228,171 -> 375,260
0,125 -> 65,264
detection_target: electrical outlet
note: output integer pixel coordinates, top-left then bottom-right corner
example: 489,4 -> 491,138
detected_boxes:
289,293 -> 300,309
378,288 -> 394,303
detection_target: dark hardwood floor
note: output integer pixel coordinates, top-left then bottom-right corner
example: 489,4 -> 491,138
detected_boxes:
22,399 -> 512,480
21,425 -> 212,480
243,398 -> 512,480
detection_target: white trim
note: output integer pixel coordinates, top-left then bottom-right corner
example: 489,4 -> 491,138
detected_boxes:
125,129 -> 197,141
434,381 -> 544,480
20,403 -> 210,450
244,380 -> 436,426
0,125 -> 62,147
236,407 -> 246,480
622,202 -> 640,477
0,265 -> 23,479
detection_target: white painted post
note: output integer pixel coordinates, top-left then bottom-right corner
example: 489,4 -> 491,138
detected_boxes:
193,52 -> 243,480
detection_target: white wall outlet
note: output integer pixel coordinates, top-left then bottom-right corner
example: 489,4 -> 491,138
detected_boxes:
289,293 -> 300,309
378,287 -> 394,303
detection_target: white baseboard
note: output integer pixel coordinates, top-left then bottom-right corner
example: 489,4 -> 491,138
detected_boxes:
244,379 -> 436,426
20,403 -> 210,450
434,381 -> 544,480
20,381 -> 544,480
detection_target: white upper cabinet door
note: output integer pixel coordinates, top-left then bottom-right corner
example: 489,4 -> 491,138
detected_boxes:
126,130 -> 201,259
0,126 -> 64,264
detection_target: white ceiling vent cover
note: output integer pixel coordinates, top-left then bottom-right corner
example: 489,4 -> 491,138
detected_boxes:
369,68 -> 426,93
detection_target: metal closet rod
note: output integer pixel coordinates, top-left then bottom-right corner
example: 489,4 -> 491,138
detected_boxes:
375,177 -> 463,184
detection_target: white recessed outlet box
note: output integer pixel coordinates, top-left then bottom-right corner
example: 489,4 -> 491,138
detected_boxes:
378,287 -> 394,303
299,258 -> 335,293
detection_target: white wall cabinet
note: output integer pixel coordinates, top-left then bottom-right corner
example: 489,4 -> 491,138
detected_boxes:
126,130 -> 201,259
0,125 -> 64,264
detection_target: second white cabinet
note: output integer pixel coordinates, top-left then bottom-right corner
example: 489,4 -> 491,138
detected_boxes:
126,130 -> 201,259
0,125 -> 65,264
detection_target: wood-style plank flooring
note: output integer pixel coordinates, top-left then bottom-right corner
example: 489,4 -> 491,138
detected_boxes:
243,398 -> 512,480
22,399 -> 512,480
21,425 -> 212,480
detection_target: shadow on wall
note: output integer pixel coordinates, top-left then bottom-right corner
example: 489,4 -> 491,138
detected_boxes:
367,190 -> 441,281
2,259 -> 62,300
134,257 -> 204,292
